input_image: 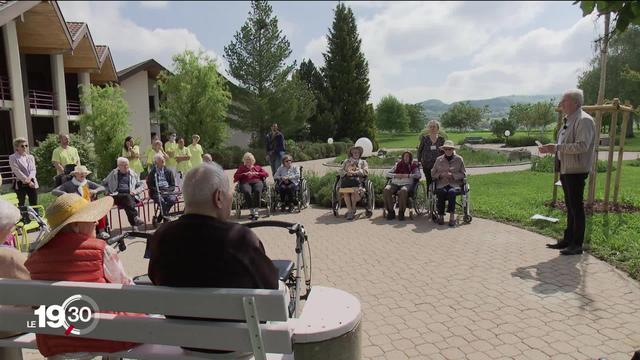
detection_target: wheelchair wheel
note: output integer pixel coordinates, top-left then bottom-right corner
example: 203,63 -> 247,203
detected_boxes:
331,180 -> 340,217
413,181 -> 427,217
464,214 -> 473,223
264,185 -> 272,217
365,180 -> 375,217
233,193 -> 242,219
299,179 -> 310,210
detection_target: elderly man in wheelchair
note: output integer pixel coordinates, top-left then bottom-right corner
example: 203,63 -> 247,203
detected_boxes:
272,155 -> 311,213
233,152 -> 271,220
383,151 -> 422,221
430,140 -> 471,227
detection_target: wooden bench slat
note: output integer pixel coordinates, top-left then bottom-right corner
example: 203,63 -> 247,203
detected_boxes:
0,307 -> 293,353
0,279 -> 289,321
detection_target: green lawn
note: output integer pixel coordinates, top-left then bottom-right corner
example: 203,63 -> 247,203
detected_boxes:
469,162 -> 640,279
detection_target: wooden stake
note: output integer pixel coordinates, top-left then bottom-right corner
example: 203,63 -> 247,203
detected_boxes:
603,110 -> 618,211
613,101 -> 630,205
587,110 -> 602,205
552,111 -> 563,205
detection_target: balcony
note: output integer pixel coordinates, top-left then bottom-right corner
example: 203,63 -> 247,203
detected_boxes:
0,75 -> 11,101
67,99 -> 80,116
28,89 -> 56,111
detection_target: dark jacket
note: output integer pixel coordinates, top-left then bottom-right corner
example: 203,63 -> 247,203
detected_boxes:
266,131 -> 285,154
148,214 -> 278,290
147,165 -> 175,198
417,135 -> 445,170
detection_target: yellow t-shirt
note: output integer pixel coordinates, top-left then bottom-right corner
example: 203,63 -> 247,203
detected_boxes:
175,146 -> 192,173
144,146 -> 155,168
51,146 -> 80,166
122,146 -> 144,174
188,144 -> 203,167
165,141 -> 178,168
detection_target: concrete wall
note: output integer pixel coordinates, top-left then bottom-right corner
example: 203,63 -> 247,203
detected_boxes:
121,70 -> 151,150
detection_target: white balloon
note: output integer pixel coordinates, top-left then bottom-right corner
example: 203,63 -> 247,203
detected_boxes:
355,137 -> 374,156
504,130 -> 511,137
327,138 -> 334,144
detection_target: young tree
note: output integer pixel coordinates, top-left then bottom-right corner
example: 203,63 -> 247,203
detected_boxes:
530,101 -> 556,134
158,50 -> 231,152
375,95 -> 408,132
79,84 -> 130,178
224,0 -> 294,141
508,103 -> 534,135
298,59 -> 334,141
440,102 -> 483,132
405,103 -> 426,132
490,118 -> 518,139
263,72 -> 316,141
577,1 -> 640,35
322,3 -> 377,144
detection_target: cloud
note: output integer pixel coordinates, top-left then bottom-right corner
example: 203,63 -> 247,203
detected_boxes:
139,1 -> 169,9
302,36 -> 327,66
58,1 -> 224,72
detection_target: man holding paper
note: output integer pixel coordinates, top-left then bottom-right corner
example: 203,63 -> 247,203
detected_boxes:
538,89 -> 596,255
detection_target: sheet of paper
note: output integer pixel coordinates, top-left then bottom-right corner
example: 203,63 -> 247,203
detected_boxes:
530,214 -> 559,223
555,180 -> 562,186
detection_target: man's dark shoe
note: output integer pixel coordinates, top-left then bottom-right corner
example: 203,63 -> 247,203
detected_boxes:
438,216 -> 445,225
546,241 -> 569,249
560,247 -> 583,256
386,210 -> 395,220
398,212 -> 405,221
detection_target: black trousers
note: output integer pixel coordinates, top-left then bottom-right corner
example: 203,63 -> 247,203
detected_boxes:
112,193 -> 139,226
240,182 -> 263,208
14,182 -> 38,207
152,193 -> 177,217
436,186 -> 457,215
278,182 -> 298,204
560,173 -> 588,248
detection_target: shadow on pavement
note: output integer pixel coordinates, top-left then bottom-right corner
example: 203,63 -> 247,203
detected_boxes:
511,255 -> 582,295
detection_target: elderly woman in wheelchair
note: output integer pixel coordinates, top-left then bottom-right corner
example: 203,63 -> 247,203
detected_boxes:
430,140 -> 467,227
233,152 -> 269,220
383,151 -> 421,221
335,146 -> 371,220
273,154 -> 300,212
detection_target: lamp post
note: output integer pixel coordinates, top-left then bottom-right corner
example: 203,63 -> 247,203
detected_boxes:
504,130 -> 511,146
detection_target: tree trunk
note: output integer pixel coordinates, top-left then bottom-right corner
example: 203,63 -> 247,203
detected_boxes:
626,112 -> 634,137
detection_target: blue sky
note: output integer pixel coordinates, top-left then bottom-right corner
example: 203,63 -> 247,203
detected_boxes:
58,1 -> 602,104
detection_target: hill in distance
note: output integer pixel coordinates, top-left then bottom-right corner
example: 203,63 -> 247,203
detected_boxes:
418,94 -> 560,118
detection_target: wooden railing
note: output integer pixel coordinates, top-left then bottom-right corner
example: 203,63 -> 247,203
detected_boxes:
67,99 -> 80,116
0,75 -> 11,101
28,89 -> 56,111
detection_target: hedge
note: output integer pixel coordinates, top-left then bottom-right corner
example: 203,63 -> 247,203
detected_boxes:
530,155 -> 613,173
505,136 -> 551,147
31,134 -> 97,189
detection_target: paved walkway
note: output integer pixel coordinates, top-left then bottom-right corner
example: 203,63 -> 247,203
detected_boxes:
28,208 -> 635,360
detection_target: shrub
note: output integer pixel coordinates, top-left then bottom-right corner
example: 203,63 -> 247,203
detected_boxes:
505,136 -> 551,147
531,156 -> 613,173
32,134 -> 97,189
490,117 -> 517,139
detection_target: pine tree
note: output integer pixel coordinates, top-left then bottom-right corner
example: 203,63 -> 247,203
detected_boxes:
322,3 -> 377,144
224,0 -> 295,142
298,59 -> 334,140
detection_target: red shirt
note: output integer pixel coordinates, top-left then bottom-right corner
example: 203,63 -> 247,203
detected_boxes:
233,164 -> 268,183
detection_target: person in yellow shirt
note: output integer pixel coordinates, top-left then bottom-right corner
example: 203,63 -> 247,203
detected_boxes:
122,136 -> 144,175
164,133 -> 178,180
146,139 -> 168,172
143,134 -> 159,171
188,134 -> 204,168
175,137 -> 191,188
51,134 -> 80,175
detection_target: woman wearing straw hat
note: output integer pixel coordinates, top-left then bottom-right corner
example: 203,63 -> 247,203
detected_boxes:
52,165 -> 110,239
431,140 -> 466,226
24,193 -> 140,358
338,145 -> 369,220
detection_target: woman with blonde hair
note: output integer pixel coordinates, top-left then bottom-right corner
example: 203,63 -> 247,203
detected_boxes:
9,137 -> 38,207
417,119 -> 445,186
233,152 -> 269,220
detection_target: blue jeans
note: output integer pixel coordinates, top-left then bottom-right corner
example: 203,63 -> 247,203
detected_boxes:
270,151 -> 284,174
436,186 -> 458,215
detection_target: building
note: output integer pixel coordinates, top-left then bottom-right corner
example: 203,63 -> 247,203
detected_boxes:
0,1 -> 116,181
117,59 -> 167,151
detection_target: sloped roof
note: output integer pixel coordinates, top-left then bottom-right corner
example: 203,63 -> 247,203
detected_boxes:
0,1 -> 39,28
96,45 -> 108,63
66,21 -> 85,41
90,45 -> 117,83
117,59 -> 170,82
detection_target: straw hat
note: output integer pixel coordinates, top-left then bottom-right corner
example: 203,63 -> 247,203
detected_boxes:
441,140 -> 456,149
70,165 -> 91,176
348,146 -> 364,158
36,193 -> 113,250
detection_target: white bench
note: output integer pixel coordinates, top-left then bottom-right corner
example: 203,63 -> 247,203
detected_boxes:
0,279 -> 361,360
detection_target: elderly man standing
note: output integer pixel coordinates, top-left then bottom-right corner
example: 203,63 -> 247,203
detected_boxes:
103,157 -> 145,227
539,89 -> 596,255
52,134 -> 80,176
148,163 -> 278,290
147,153 -> 177,223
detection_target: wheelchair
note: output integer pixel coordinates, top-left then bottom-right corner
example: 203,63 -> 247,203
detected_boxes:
382,177 -> 427,220
331,174 -> 375,217
232,179 -> 273,218
271,166 -> 311,213
427,178 -> 473,224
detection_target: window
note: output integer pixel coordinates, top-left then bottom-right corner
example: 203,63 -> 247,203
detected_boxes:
149,96 -> 156,113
